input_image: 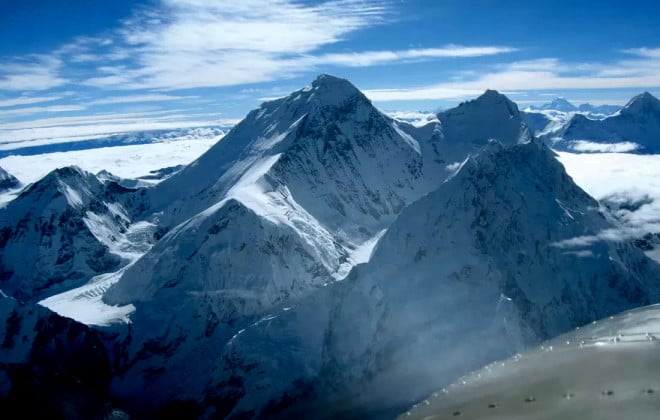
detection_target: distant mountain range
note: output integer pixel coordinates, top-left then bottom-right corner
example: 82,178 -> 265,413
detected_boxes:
543,92 -> 660,153
530,97 -> 620,115
1,75 -> 659,417
0,125 -> 229,158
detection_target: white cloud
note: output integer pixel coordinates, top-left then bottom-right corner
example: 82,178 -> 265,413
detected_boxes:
0,0 -> 518,96
621,47 -> 660,59
88,94 -> 198,105
0,95 -> 62,108
0,108 -> 240,146
81,0 -> 390,89
0,120 -> 223,151
364,50 -> 660,101
0,56 -> 67,91
306,46 -> 517,67
0,110 -> 190,130
0,136 -> 220,187
365,86 -> 484,101
554,152 -> 660,250
75,1 -> 515,90
568,141 -> 641,153
0,105 -> 85,119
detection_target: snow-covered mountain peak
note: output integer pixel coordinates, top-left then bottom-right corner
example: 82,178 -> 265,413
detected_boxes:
436,90 -> 531,161
462,139 -> 594,207
472,89 -> 519,113
621,91 -> 660,115
440,89 -> 524,125
546,97 -> 577,112
306,73 -> 367,105
15,165 -> 100,210
544,91 -> 660,153
149,73 -> 429,236
0,166 -> 20,192
0,166 -> 148,301
251,74 -> 368,126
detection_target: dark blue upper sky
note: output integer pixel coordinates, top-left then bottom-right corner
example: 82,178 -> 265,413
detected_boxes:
1,1 -> 133,52
1,0 -> 659,142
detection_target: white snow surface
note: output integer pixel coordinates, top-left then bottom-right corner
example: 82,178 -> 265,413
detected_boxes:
39,267 -> 136,326
6,76 -> 659,417
39,214 -> 156,325
557,151 -> 660,261
403,303 -> 660,420
542,92 -> 660,152
202,141 -> 660,418
98,78 -> 534,412
0,137 -> 219,189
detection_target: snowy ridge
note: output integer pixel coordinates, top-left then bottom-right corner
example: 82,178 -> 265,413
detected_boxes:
3,74 -> 657,417
542,92 -> 660,153
437,89 -> 532,162
99,77 -> 532,413
0,166 -> 20,193
213,140 -> 660,418
0,166 -> 149,302
530,97 -> 620,116
522,97 -> 620,137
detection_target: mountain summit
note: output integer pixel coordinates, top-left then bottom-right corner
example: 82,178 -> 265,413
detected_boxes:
620,91 -> 660,116
0,167 -> 144,301
0,166 -> 20,192
437,89 -> 531,161
546,91 -> 660,152
546,97 -> 577,112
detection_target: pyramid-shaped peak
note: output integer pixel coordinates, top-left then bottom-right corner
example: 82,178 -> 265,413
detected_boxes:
0,166 -> 20,190
622,91 -> 660,114
631,91 -> 659,104
302,74 -> 367,105
638,91 -> 657,100
311,73 -> 357,90
549,97 -> 576,109
481,89 -> 506,99
39,166 -> 89,185
21,166 -> 97,201
442,89 -> 520,118
475,89 -> 518,108
552,97 -> 570,103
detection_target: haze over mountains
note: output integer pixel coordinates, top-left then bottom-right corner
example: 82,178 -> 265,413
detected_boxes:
1,75 -> 660,417
529,97 -> 620,115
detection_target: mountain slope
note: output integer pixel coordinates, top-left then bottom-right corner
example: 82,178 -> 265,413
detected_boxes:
539,97 -> 577,112
545,92 -> 660,152
0,293 -> 116,418
436,89 -> 532,162
101,78 -> 534,414
0,166 -> 148,301
578,103 -> 620,115
218,140 -> 660,418
103,75 -> 442,410
0,167 -> 20,193
529,98 -> 619,116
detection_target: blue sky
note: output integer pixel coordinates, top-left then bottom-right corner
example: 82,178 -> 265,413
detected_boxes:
1,0 -> 660,144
